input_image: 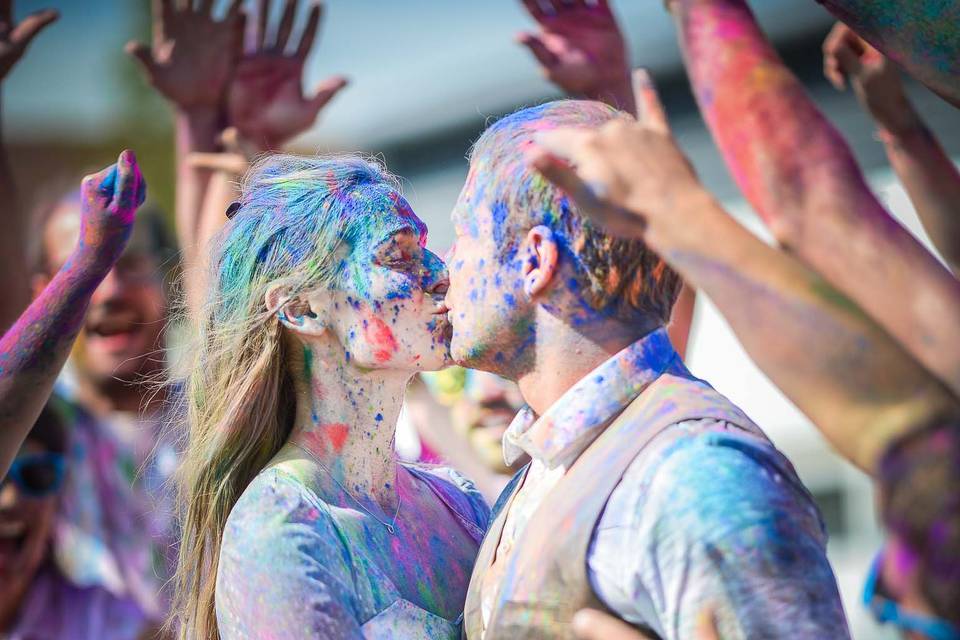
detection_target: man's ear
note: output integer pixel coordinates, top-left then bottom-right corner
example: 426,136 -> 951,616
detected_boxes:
265,283 -> 329,336
520,225 -> 560,299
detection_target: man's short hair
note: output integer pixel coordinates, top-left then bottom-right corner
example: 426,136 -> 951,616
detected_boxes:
466,100 -> 681,325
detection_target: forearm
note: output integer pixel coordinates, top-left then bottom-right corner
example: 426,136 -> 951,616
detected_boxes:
0,254 -> 109,475
879,121 -> 960,274
671,0 -> 960,399
175,107 -> 220,258
187,167 -> 240,318
651,193 -> 959,471
813,0 -> 960,108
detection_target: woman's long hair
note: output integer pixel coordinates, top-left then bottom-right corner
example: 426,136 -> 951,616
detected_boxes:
168,154 -> 403,639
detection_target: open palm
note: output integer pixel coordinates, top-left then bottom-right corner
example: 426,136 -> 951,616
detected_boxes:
126,0 -> 243,109
517,0 -> 629,98
0,0 -> 57,82
227,0 -> 346,150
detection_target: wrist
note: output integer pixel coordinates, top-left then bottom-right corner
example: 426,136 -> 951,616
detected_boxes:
643,185 -> 725,254
869,94 -> 922,139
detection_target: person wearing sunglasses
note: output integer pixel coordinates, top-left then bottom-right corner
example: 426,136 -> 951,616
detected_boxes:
0,404 -> 157,639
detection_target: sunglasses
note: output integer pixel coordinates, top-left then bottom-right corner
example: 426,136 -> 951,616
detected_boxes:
4,452 -> 66,498
863,551 -> 960,640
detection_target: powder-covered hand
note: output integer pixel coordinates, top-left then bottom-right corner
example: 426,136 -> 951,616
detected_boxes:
822,22 -> 917,136
529,70 -> 703,246
126,0 -> 243,111
0,0 -> 57,82
77,150 -> 147,272
516,0 -> 633,111
227,0 -> 348,150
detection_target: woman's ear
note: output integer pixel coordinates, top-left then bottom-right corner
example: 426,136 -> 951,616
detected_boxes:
265,284 -> 329,336
520,225 -> 560,299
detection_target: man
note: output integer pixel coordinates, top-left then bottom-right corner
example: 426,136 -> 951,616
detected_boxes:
445,99 -> 850,639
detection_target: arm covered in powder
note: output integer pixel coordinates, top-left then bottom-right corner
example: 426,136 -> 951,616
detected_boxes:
666,0 -> 960,398
824,22 -> 960,275
0,151 -> 145,477
530,110 -> 959,471
813,0 -> 960,108
631,433 -> 849,638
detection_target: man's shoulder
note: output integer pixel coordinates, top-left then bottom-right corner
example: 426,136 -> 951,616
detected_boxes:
610,420 -> 823,538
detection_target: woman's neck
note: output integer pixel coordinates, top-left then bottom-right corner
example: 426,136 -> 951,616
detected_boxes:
288,341 -> 409,506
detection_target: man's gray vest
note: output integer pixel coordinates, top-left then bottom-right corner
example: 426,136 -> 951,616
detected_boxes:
463,366 -> 769,639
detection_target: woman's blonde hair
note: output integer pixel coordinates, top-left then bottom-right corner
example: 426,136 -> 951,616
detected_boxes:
168,154 -> 404,639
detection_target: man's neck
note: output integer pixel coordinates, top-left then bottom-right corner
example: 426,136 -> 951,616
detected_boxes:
288,341 -> 408,509
517,311 -> 655,417
75,374 -> 161,416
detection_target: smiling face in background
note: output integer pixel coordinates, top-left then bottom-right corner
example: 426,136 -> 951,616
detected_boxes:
304,193 -> 452,373
36,197 -> 168,390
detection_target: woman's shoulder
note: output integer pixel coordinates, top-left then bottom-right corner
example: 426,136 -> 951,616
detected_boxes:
405,464 -> 491,532
222,464 -> 337,554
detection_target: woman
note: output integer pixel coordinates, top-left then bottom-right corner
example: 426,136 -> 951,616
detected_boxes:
170,155 -> 489,639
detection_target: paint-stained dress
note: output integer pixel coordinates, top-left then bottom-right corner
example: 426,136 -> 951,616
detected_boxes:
480,328 -> 849,639
216,456 -> 489,639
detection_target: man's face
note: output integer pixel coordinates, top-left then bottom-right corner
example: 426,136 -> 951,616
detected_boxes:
38,204 -> 167,388
445,175 -> 530,378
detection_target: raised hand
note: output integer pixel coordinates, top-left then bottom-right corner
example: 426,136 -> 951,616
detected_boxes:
517,0 -> 634,113
227,0 -> 348,150
0,0 -> 57,81
126,0 -> 243,110
529,71 -> 703,245
0,151 -> 145,477
77,149 -> 147,271
822,22 -> 915,135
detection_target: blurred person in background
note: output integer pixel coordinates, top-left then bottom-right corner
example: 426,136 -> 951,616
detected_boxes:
0,405 -> 159,640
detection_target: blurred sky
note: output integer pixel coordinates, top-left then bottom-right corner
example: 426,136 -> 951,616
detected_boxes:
6,0 -> 833,148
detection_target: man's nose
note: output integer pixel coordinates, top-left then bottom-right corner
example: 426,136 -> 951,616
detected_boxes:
90,267 -> 122,304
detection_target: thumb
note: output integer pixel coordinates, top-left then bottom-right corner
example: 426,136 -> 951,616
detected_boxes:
10,9 -> 58,49
308,75 -> 349,112
124,40 -> 158,78
113,149 -> 144,223
516,32 -> 560,69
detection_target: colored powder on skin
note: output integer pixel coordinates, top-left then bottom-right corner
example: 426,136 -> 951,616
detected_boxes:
363,316 -> 398,363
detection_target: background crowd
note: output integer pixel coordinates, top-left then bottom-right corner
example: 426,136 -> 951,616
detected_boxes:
0,0 -> 958,639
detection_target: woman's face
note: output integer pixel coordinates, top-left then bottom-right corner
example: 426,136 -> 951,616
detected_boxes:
314,196 -> 451,372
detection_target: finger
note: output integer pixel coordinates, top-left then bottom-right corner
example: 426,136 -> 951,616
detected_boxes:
296,1 -> 322,60
275,0 -> 296,51
0,0 -> 11,26
834,43 -> 863,80
572,608 -> 657,640
533,128 -> 592,162
226,0 -> 243,16
632,68 -> 668,133
197,0 -> 214,17
256,0 -> 269,50
517,32 -> 560,69
521,0 -> 547,22
824,56 -> 846,90
83,163 -> 117,202
9,9 -> 58,48
188,151 -> 250,174
115,149 -> 145,217
695,609 -> 721,640
125,41 -> 159,78
307,75 -> 348,111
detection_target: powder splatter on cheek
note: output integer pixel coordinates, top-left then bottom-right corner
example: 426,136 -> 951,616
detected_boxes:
363,316 -> 398,363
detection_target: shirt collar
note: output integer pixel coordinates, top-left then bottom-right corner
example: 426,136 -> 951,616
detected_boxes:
502,327 -> 679,470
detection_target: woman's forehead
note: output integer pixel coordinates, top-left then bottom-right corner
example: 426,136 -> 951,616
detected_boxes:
350,188 -> 427,246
